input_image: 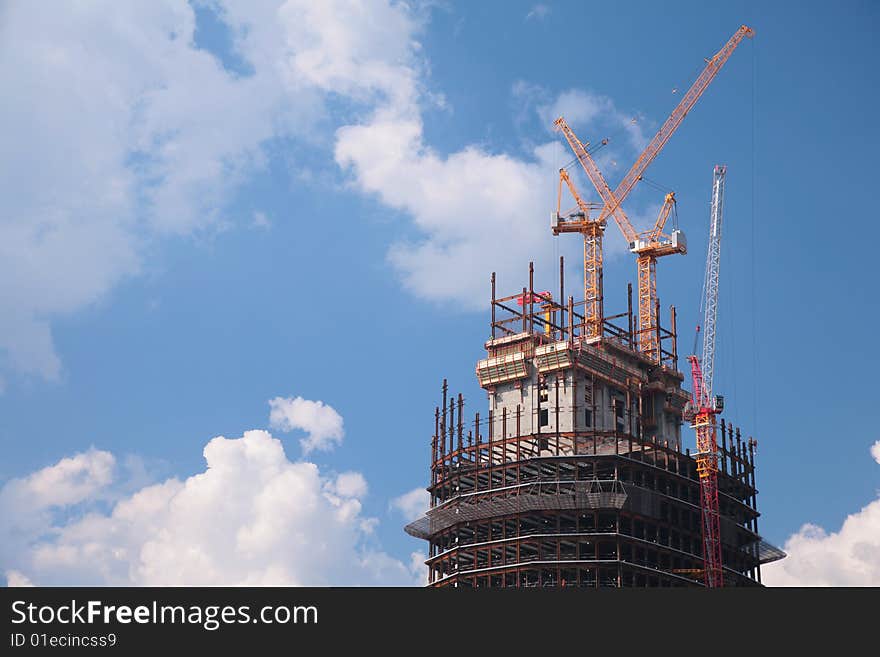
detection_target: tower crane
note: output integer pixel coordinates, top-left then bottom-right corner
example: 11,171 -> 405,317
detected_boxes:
686,164 -> 727,588
551,25 -> 754,360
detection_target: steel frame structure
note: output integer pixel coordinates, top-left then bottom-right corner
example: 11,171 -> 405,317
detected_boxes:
406,264 -> 784,587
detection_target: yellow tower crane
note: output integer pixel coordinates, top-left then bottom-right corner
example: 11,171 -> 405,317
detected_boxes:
551,25 -> 754,361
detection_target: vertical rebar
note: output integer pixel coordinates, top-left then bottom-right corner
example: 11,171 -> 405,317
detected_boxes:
457,393 -> 464,453
627,283 -> 634,349
433,407 -> 439,459
748,438 -> 758,510
432,407 -> 439,485
736,427 -> 744,483
529,261 -> 535,335
555,376 -> 560,440
655,297 -> 662,365
559,256 -> 565,339
441,379 -> 447,446
749,437 -> 762,583
491,272 -> 496,339
720,418 -> 728,474
437,407 -> 444,458
449,395 -> 455,457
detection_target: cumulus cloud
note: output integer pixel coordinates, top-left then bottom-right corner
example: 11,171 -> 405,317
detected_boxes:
0,428 -> 419,586
0,0 -> 421,382
332,12 -> 653,309
2,448 -> 115,509
1,0 -> 654,382
268,396 -> 345,453
274,0 -> 422,110
762,441 -> 880,586
391,487 -> 429,522
537,88 -> 648,153
0,2 -> 299,380
337,117 -> 567,307
326,2 -> 569,309
329,472 -> 369,499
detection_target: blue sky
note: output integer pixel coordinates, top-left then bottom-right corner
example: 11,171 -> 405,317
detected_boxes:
0,1 -> 878,585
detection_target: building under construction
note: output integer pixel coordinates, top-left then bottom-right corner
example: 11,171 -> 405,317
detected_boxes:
405,25 -> 785,588
404,268 -> 784,587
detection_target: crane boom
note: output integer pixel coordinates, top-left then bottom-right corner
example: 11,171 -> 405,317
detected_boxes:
555,118 -> 639,244
598,25 -> 754,225
557,168 -> 591,216
648,191 -> 676,242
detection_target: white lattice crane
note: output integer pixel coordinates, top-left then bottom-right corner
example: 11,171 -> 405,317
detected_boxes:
686,164 -> 727,588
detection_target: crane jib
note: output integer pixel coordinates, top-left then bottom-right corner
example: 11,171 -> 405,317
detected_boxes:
598,25 -> 754,225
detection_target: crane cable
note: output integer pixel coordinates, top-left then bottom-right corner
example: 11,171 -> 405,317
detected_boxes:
554,140 -> 561,298
750,37 -> 758,437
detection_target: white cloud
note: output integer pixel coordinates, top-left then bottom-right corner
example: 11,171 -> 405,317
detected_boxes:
337,116 -> 568,308
391,487 -> 429,522
0,0 -> 421,383
0,0 -> 655,381
762,442 -> 880,586
5,571 -> 34,587
274,0 -> 422,110
323,2 -> 564,309
334,87 -> 656,308
252,211 -> 272,229
331,13 -> 653,310
537,88 -> 647,153
268,396 -> 345,453
329,472 -> 369,499
871,439 -> 880,465
0,427 -> 418,586
0,1 -> 311,381
525,4 -> 550,21
409,550 -> 428,586
2,448 -> 115,510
